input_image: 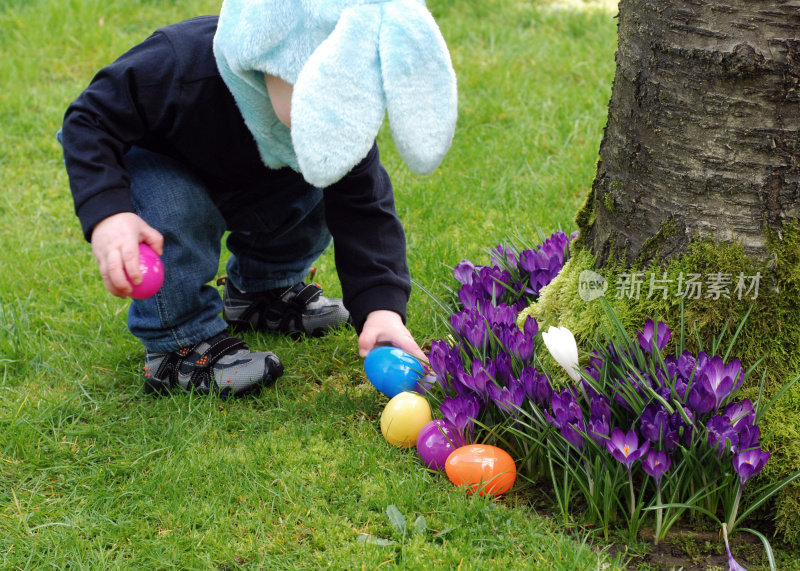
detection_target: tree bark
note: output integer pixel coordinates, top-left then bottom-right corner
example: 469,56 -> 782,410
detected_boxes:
581,0 -> 800,267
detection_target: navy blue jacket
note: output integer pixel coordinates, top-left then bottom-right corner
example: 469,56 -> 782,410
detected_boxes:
61,16 -> 410,332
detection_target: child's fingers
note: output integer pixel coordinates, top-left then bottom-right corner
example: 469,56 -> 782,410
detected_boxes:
396,341 -> 428,365
358,329 -> 379,358
101,249 -> 133,297
120,241 -> 142,286
140,226 -> 164,256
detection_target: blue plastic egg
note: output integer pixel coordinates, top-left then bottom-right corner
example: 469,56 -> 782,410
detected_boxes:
364,346 -> 425,398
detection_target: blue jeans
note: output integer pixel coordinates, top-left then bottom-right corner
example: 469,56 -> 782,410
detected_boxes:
119,147 -> 330,352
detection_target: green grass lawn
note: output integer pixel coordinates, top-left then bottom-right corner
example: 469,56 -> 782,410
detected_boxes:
1,0 -> 623,568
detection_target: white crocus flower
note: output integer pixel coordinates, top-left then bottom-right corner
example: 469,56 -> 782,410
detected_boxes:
542,326 -> 581,382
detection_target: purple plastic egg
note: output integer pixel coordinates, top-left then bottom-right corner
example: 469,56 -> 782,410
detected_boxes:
126,243 -> 164,299
416,419 -> 465,471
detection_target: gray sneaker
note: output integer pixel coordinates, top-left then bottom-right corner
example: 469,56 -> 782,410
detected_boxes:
220,278 -> 351,338
143,333 -> 283,397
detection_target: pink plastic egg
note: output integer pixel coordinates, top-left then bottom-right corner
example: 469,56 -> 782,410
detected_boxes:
445,444 -> 517,496
416,419 -> 465,471
126,243 -> 164,299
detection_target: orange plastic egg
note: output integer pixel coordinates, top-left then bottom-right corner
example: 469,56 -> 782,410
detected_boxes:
445,444 -> 517,496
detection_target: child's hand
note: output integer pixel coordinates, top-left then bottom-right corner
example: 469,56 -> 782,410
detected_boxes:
358,310 -> 427,363
90,212 -> 163,298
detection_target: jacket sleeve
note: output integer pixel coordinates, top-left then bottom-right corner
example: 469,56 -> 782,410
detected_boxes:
61,32 -> 180,241
323,144 -> 411,333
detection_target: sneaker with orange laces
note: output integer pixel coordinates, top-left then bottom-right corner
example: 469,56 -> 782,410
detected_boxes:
143,332 -> 283,397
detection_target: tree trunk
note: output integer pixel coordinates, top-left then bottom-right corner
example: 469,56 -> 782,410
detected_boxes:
580,0 -> 800,267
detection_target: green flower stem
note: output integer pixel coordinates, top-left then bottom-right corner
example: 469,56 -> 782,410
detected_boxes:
655,485 -> 663,545
727,481 -> 743,531
628,468 -> 635,520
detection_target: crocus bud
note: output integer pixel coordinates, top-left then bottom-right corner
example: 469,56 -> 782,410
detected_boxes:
542,326 -> 581,382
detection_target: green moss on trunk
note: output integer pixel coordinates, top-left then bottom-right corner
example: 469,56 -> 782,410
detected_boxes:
520,222 -> 800,546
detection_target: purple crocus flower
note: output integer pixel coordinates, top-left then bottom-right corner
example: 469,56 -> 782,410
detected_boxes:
640,404 -> 671,444
428,340 -> 452,383
584,362 -> 601,385
510,317 -> 537,364
688,380 -> 716,416
589,350 -> 604,370
642,449 -> 671,486
533,258 -> 564,294
517,248 -> 546,276
465,322 -> 489,353
671,374 -> 689,402
590,395 -> 611,421
449,367 -> 475,397
493,350 -> 514,384
496,325 -> 517,357
544,388 -> 587,451
677,350 -> 698,380
707,414 -> 739,458
487,377 -> 525,416
523,314 -> 539,337
587,395 -> 611,445
654,383 -> 672,403
664,354 -> 679,380
606,427 -> 651,467
733,423 -> 761,454
490,244 -> 518,268
637,319 -> 671,354
604,341 -> 625,366
733,446 -> 770,485
547,387 -> 583,429
484,303 -> 517,328
677,406 -> 695,446
560,419 -> 587,451
722,399 -> 755,431
477,266 -> 512,301
449,310 -> 470,338
460,358 -> 495,399
457,284 -> 482,311
661,412 -> 683,453
453,259 -> 476,285
517,232 -> 571,296
512,332 -> 534,364
440,394 -> 482,440
588,414 -> 610,446
519,366 -> 552,406
696,355 -> 744,410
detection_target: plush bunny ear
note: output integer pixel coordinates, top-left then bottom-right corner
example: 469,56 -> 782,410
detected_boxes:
214,0 -> 306,170
214,0 -> 303,83
291,5 -> 386,188
380,0 -> 457,175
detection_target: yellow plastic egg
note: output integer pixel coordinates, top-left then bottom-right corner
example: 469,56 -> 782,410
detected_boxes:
380,391 -> 432,448
445,444 -> 517,496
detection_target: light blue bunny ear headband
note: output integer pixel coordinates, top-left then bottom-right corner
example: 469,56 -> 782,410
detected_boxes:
213,0 -> 458,188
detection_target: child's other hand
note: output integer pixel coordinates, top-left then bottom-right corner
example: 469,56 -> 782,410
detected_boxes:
90,212 -> 163,298
358,310 -> 427,363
